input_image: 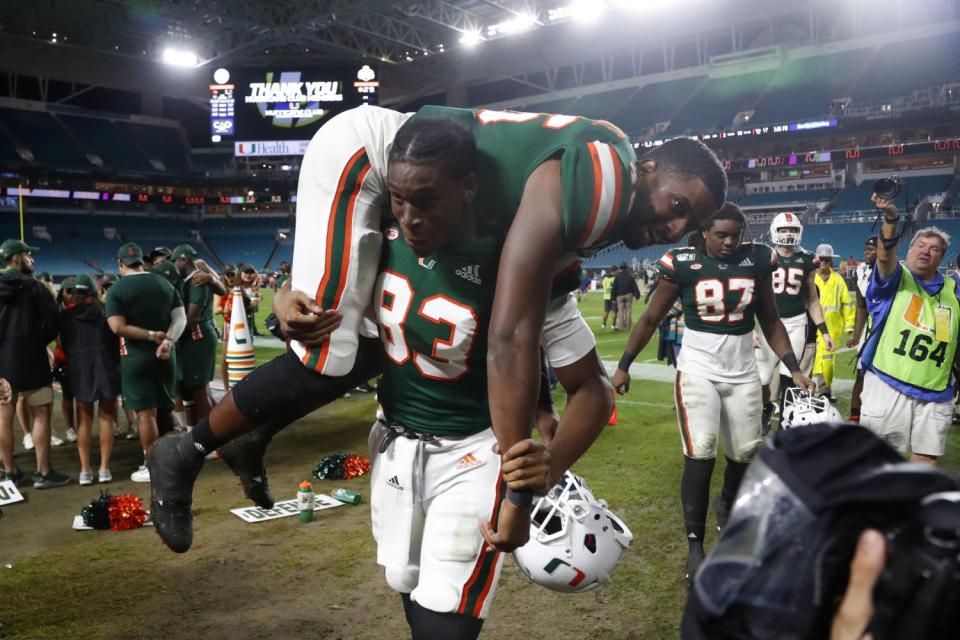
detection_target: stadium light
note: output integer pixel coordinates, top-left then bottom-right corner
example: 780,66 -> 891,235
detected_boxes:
487,14 -> 536,37
459,30 -> 483,46
162,47 -> 199,68
550,1 -> 604,21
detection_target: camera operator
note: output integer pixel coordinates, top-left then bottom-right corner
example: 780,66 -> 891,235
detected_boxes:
859,194 -> 958,464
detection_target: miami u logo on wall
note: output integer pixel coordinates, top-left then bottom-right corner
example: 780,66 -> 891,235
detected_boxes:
542,558 -> 586,587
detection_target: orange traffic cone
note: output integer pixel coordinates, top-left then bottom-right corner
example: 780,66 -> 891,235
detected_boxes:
607,403 -> 618,426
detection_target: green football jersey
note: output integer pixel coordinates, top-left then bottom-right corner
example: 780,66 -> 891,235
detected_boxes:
179,273 -> 217,343
658,243 -> 776,335
375,226 -> 500,437
771,248 -> 819,318
414,106 -> 636,255
104,271 -> 183,358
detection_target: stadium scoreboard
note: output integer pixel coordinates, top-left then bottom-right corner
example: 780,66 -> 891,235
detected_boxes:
209,65 -> 380,156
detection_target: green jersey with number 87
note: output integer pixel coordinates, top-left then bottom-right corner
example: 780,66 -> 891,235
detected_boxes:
374,227 -> 500,437
658,243 -> 777,334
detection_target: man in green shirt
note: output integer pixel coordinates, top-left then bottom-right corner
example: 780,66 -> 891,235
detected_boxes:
273,261 -> 291,291
105,243 -> 186,482
172,244 -> 217,426
601,271 -> 617,329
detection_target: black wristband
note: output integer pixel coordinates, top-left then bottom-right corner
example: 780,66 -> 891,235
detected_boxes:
781,352 -> 801,374
618,351 -> 637,372
816,322 -> 829,335
505,488 -> 534,508
883,216 -> 900,224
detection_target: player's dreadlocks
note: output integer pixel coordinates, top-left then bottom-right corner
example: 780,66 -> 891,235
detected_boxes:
689,202 -> 747,250
642,137 -> 727,210
389,117 -> 477,179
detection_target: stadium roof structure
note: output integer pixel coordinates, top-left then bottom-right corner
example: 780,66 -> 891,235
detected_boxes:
0,0 -> 956,108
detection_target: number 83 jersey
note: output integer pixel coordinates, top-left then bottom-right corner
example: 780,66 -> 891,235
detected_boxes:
374,227 -> 500,437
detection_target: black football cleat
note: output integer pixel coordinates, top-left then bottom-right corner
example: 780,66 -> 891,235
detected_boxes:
685,544 -> 706,586
147,433 -> 204,553
221,429 -> 275,509
713,496 -> 732,533
760,402 -> 775,437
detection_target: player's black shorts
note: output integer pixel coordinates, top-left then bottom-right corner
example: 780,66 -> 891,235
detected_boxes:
232,336 -> 384,427
604,299 -> 617,313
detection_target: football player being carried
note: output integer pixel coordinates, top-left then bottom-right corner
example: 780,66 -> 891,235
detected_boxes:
367,118 -> 618,639
611,203 -> 815,583
147,103 -> 728,553
755,213 -> 834,434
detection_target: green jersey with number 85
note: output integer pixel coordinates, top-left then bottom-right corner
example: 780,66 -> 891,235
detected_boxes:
374,227 -> 500,437
658,243 -> 777,335
771,248 -> 818,319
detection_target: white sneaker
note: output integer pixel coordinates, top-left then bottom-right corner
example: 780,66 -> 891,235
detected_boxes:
98,469 -> 113,483
78,470 -> 94,486
130,465 -> 150,483
23,434 -> 34,450
125,428 -> 138,440
50,434 -> 65,447
66,428 -> 78,442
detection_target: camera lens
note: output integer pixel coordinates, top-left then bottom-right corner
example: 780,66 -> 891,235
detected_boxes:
873,178 -> 901,200
919,492 -> 960,551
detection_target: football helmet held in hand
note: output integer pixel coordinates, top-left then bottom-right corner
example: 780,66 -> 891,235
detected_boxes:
513,472 -> 632,593
781,387 -> 842,429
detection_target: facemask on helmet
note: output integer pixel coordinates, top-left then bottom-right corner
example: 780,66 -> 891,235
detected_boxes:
513,472 -> 633,593
781,388 -> 842,429
770,213 -> 803,247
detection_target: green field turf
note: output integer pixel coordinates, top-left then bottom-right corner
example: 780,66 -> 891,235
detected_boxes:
1,288 -> 958,639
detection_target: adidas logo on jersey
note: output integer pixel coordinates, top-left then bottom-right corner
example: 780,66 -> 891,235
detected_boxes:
386,475 -> 404,491
456,264 -> 482,285
739,258 -> 754,267
456,453 -> 484,470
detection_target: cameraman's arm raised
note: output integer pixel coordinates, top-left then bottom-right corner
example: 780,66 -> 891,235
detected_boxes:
874,194 -> 900,279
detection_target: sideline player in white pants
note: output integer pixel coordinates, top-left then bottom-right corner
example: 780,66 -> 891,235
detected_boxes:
847,236 -> 877,421
612,204 -> 815,583
754,212 -> 834,432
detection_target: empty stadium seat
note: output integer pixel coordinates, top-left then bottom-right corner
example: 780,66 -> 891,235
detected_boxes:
664,70 -> 776,136
58,114 -> 153,173
752,49 -> 872,125
738,189 -> 834,207
0,108 -> 91,171
115,121 -> 191,173
852,32 -> 960,101
609,75 -> 707,136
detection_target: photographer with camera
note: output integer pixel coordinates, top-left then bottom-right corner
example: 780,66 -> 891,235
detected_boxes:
859,188 -> 958,464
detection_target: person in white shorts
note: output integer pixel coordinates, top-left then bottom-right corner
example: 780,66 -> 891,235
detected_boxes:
847,235 -> 877,421
612,204 -> 815,584
754,212 -> 834,433
860,195 -> 959,464
370,117 -> 608,639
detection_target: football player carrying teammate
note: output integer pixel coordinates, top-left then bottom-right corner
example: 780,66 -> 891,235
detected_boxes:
368,118 -> 612,640
147,104 -> 727,553
612,203 -> 815,582
755,212 -> 834,433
